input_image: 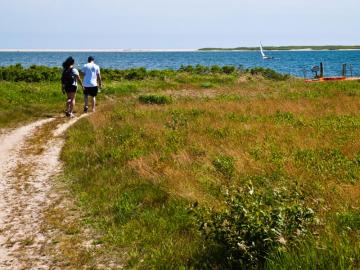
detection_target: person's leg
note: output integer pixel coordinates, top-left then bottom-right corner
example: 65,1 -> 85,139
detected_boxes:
84,94 -> 89,112
68,92 -> 76,114
91,96 -> 96,112
71,92 -> 76,114
91,87 -> 98,112
66,92 -> 72,115
83,87 -> 89,112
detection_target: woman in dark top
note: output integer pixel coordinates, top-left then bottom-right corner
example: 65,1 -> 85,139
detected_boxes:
61,57 -> 84,117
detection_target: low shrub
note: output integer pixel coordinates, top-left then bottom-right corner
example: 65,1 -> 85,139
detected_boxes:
249,67 -> 290,81
200,82 -> 214,88
212,155 -> 235,179
0,64 -> 290,83
0,64 -> 61,82
138,94 -> 172,105
336,209 -> 360,232
222,65 -> 236,74
124,67 -> 147,80
191,184 -> 315,268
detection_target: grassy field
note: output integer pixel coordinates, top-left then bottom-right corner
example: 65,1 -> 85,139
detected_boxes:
60,73 -> 360,268
2,67 -> 360,268
0,81 -> 64,128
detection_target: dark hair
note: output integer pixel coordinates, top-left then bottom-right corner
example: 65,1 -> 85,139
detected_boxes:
88,56 -> 94,63
62,57 -> 75,70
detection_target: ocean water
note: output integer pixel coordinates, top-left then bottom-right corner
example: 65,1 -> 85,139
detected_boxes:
0,50 -> 359,78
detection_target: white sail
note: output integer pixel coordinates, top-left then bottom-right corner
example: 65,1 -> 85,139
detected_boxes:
260,43 -> 266,58
260,42 -> 272,59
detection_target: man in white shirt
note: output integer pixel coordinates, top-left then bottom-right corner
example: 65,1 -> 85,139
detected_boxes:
81,56 -> 102,112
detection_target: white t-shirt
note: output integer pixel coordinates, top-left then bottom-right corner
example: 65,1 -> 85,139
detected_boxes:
69,68 -> 79,86
82,62 -> 101,87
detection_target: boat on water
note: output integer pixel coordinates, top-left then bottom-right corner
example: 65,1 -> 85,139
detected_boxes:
260,43 -> 273,60
305,76 -> 360,82
305,62 -> 360,82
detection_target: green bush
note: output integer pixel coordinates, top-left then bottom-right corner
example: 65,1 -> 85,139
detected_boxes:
179,65 -> 239,75
0,64 -> 61,82
200,82 -> 214,88
0,64 -> 290,83
138,94 -> 172,105
192,185 -> 315,268
222,65 -> 236,74
336,209 -> 360,232
249,67 -> 290,81
210,65 -> 222,73
124,67 -> 147,80
212,155 -> 235,179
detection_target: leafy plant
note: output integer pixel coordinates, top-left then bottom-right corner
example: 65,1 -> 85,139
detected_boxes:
212,155 -> 236,179
138,94 -> 172,105
200,82 -> 214,88
249,67 -> 290,81
192,185 -> 315,268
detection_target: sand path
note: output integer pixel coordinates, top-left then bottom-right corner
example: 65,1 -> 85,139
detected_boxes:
0,115 -> 87,269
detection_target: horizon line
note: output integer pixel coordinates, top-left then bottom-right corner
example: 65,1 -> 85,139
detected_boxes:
0,49 -> 199,52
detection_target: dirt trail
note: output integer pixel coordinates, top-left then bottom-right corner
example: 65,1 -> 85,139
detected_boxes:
0,115 -> 87,269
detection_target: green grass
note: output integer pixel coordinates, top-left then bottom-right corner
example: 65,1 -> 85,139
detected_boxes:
59,74 -> 360,268
265,213 -> 360,270
2,67 -> 360,268
138,94 -> 173,105
0,81 -> 64,128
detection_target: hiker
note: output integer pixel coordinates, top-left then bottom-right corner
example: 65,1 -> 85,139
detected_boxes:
81,56 -> 102,113
61,57 -> 84,117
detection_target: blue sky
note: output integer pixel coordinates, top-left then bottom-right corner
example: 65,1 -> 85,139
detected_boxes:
1,0 -> 359,49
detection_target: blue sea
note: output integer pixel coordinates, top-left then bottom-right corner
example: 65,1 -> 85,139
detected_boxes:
0,50 -> 359,78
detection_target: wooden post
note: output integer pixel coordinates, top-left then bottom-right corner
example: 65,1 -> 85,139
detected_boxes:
320,62 -> 324,78
302,68 -> 307,79
342,64 -> 347,77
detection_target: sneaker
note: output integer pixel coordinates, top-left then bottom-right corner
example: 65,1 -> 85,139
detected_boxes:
83,106 -> 88,113
65,111 -> 70,117
69,112 -> 75,118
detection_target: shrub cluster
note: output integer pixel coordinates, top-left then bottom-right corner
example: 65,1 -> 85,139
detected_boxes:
138,94 -> 172,105
0,64 -> 289,83
249,67 -> 290,81
101,67 -> 177,81
0,64 -> 61,82
179,64 -> 237,74
191,184 -> 315,268
212,155 -> 236,179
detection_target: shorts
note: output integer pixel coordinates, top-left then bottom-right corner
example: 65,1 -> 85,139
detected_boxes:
65,85 -> 77,93
84,86 -> 98,97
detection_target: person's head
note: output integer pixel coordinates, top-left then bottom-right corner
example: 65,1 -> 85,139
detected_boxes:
62,57 -> 75,70
88,56 -> 95,63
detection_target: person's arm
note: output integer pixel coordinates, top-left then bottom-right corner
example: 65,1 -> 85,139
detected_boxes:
73,69 -> 84,90
97,73 -> 102,89
76,75 -> 84,90
97,67 -> 102,89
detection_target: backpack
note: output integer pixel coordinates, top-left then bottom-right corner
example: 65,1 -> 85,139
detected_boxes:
61,68 -> 76,87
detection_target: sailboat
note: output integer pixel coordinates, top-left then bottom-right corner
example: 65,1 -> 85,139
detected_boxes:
260,43 -> 273,60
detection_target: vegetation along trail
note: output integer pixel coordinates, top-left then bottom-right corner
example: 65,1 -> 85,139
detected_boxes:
2,65 -> 360,268
0,115 -> 87,269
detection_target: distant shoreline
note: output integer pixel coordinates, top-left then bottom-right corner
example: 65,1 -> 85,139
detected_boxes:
0,49 -> 198,53
1,46 -> 360,52
199,45 -> 360,51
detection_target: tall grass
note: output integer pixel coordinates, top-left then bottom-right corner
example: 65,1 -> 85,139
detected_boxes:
60,74 -> 360,268
0,81 -> 64,128
2,66 -> 360,267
